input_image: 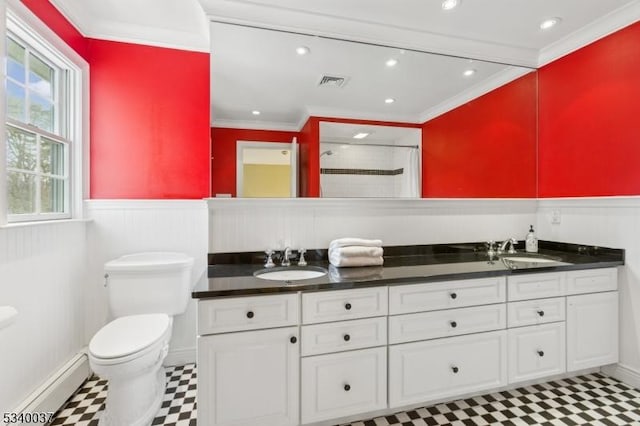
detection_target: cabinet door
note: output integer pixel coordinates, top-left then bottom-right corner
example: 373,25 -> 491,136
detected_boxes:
389,331 -> 507,408
197,327 -> 299,426
508,322 -> 566,383
301,347 -> 387,424
567,291 -> 619,372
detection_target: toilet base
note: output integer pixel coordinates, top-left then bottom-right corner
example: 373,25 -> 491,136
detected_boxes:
98,366 -> 166,426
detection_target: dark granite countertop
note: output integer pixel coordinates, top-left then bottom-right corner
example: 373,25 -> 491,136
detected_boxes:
193,241 -> 624,298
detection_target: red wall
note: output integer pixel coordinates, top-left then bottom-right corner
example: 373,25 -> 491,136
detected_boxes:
23,1 -> 211,199
422,73 -> 537,198
89,39 -> 210,199
211,128 -> 298,196
538,22 -> 640,197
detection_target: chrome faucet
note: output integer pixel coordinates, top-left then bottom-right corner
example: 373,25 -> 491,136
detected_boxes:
281,247 -> 293,267
498,238 -> 518,254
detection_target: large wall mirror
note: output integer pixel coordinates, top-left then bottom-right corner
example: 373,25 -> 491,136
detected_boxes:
209,21 -> 537,199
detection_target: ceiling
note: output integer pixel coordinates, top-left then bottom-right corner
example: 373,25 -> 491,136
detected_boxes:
49,0 -> 640,130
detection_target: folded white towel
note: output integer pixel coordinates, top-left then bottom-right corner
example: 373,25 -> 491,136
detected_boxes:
329,255 -> 384,268
329,246 -> 384,258
329,238 -> 383,249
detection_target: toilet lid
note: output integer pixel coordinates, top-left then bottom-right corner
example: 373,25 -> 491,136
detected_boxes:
90,314 -> 170,359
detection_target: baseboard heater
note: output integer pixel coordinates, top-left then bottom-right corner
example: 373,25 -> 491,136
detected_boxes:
9,350 -> 90,426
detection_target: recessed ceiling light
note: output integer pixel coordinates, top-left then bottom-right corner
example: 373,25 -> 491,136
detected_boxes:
385,98 -> 395,104
386,58 -> 398,67
463,69 -> 476,77
353,132 -> 370,139
251,110 -> 260,115
296,46 -> 310,55
540,17 -> 561,30
442,0 -> 460,11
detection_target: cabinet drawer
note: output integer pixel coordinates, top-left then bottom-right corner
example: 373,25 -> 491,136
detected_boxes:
389,277 -> 506,315
301,317 -> 387,357
507,297 -> 565,328
389,304 -> 506,344
301,347 -> 387,424
198,293 -> 299,334
389,330 -> 507,408
302,287 -> 387,324
508,323 -> 566,384
566,268 -> 617,295
507,272 -> 565,301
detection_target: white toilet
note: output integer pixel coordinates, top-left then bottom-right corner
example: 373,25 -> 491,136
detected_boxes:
89,252 -> 194,426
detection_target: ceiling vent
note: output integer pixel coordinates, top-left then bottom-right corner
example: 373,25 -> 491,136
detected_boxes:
318,75 -> 349,88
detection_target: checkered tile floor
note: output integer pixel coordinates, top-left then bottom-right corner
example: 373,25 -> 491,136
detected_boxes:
51,367 -> 640,426
50,364 -> 197,426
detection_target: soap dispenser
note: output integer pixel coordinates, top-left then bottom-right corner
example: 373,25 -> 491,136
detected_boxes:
525,225 -> 538,253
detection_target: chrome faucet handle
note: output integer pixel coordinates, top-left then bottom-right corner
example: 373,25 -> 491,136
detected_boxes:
298,248 -> 307,266
264,249 -> 275,268
508,238 -> 518,254
486,240 -> 496,257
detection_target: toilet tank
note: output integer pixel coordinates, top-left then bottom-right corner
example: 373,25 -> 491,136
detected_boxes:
104,252 -> 194,318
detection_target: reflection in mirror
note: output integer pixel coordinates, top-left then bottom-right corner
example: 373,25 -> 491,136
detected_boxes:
236,141 -> 297,197
320,123 -> 421,198
209,21 -> 537,198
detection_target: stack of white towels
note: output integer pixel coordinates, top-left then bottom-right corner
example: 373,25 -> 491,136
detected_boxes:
328,238 -> 384,267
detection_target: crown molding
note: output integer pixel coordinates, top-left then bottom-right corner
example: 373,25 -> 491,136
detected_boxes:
212,119 -> 301,132
305,106 -> 422,125
419,67 -> 533,122
49,0 -> 90,36
538,1 -> 640,66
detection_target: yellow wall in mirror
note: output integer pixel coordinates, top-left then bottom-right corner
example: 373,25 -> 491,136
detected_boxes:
242,164 -> 292,197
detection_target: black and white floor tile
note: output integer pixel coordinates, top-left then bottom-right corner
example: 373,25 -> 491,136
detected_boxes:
50,364 -> 197,426
51,367 -> 640,426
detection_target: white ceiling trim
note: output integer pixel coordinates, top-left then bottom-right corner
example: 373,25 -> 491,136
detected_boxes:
199,0 -> 539,67
305,106 -> 422,126
538,1 -> 640,66
81,28 -> 210,53
49,0 -> 89,36
212,119 -> 301,132
419,67 -> 534,123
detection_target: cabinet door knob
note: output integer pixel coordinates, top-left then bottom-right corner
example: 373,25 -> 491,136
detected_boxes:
343,334 -> 351,342
451,366 -> 459,373
290,336 -> 297,344
450,292 -> 457,300
450,321 -> 457,328
345,303 -> 352,310
537,350 -> 544,357
537,310 -> 545,317
246,311 -> 254,319
343,384 -> 351,391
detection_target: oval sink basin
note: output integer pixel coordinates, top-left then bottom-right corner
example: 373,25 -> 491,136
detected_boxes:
254,266 -> 328,281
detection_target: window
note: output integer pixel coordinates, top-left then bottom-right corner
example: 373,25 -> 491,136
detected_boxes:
4,7 -> 83,223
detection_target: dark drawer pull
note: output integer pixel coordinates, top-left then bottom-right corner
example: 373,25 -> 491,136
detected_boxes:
451,366 -> 459,373
345,303 -> 352,310
290,336 -> 297,344
343,334 -> 351,342
537,310 -> 545,317
450,292 -> 457,300
537,350 -> 545,357
246,311 -> 254,319
344,384 -> 351,391
450,321 -> 457,328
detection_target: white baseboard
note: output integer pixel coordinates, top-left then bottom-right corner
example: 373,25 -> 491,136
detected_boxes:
164,347 -> 196,367
9,351 -> 90,426
602,363 -> 640,388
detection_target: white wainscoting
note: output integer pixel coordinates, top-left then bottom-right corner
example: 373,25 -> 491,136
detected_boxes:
84,200 -> 209,366
207,198 -> 538,253
537,197 -> 640,385
0,220 -> 88,415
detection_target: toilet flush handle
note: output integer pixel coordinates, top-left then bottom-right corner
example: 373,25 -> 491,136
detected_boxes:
103,273 -> 109,287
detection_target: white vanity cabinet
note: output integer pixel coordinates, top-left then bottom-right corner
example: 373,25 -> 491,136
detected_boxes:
197,294 -> 300,426
197,266 -> 620,426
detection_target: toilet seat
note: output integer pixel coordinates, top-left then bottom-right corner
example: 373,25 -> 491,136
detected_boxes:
90,314 -> 171,365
